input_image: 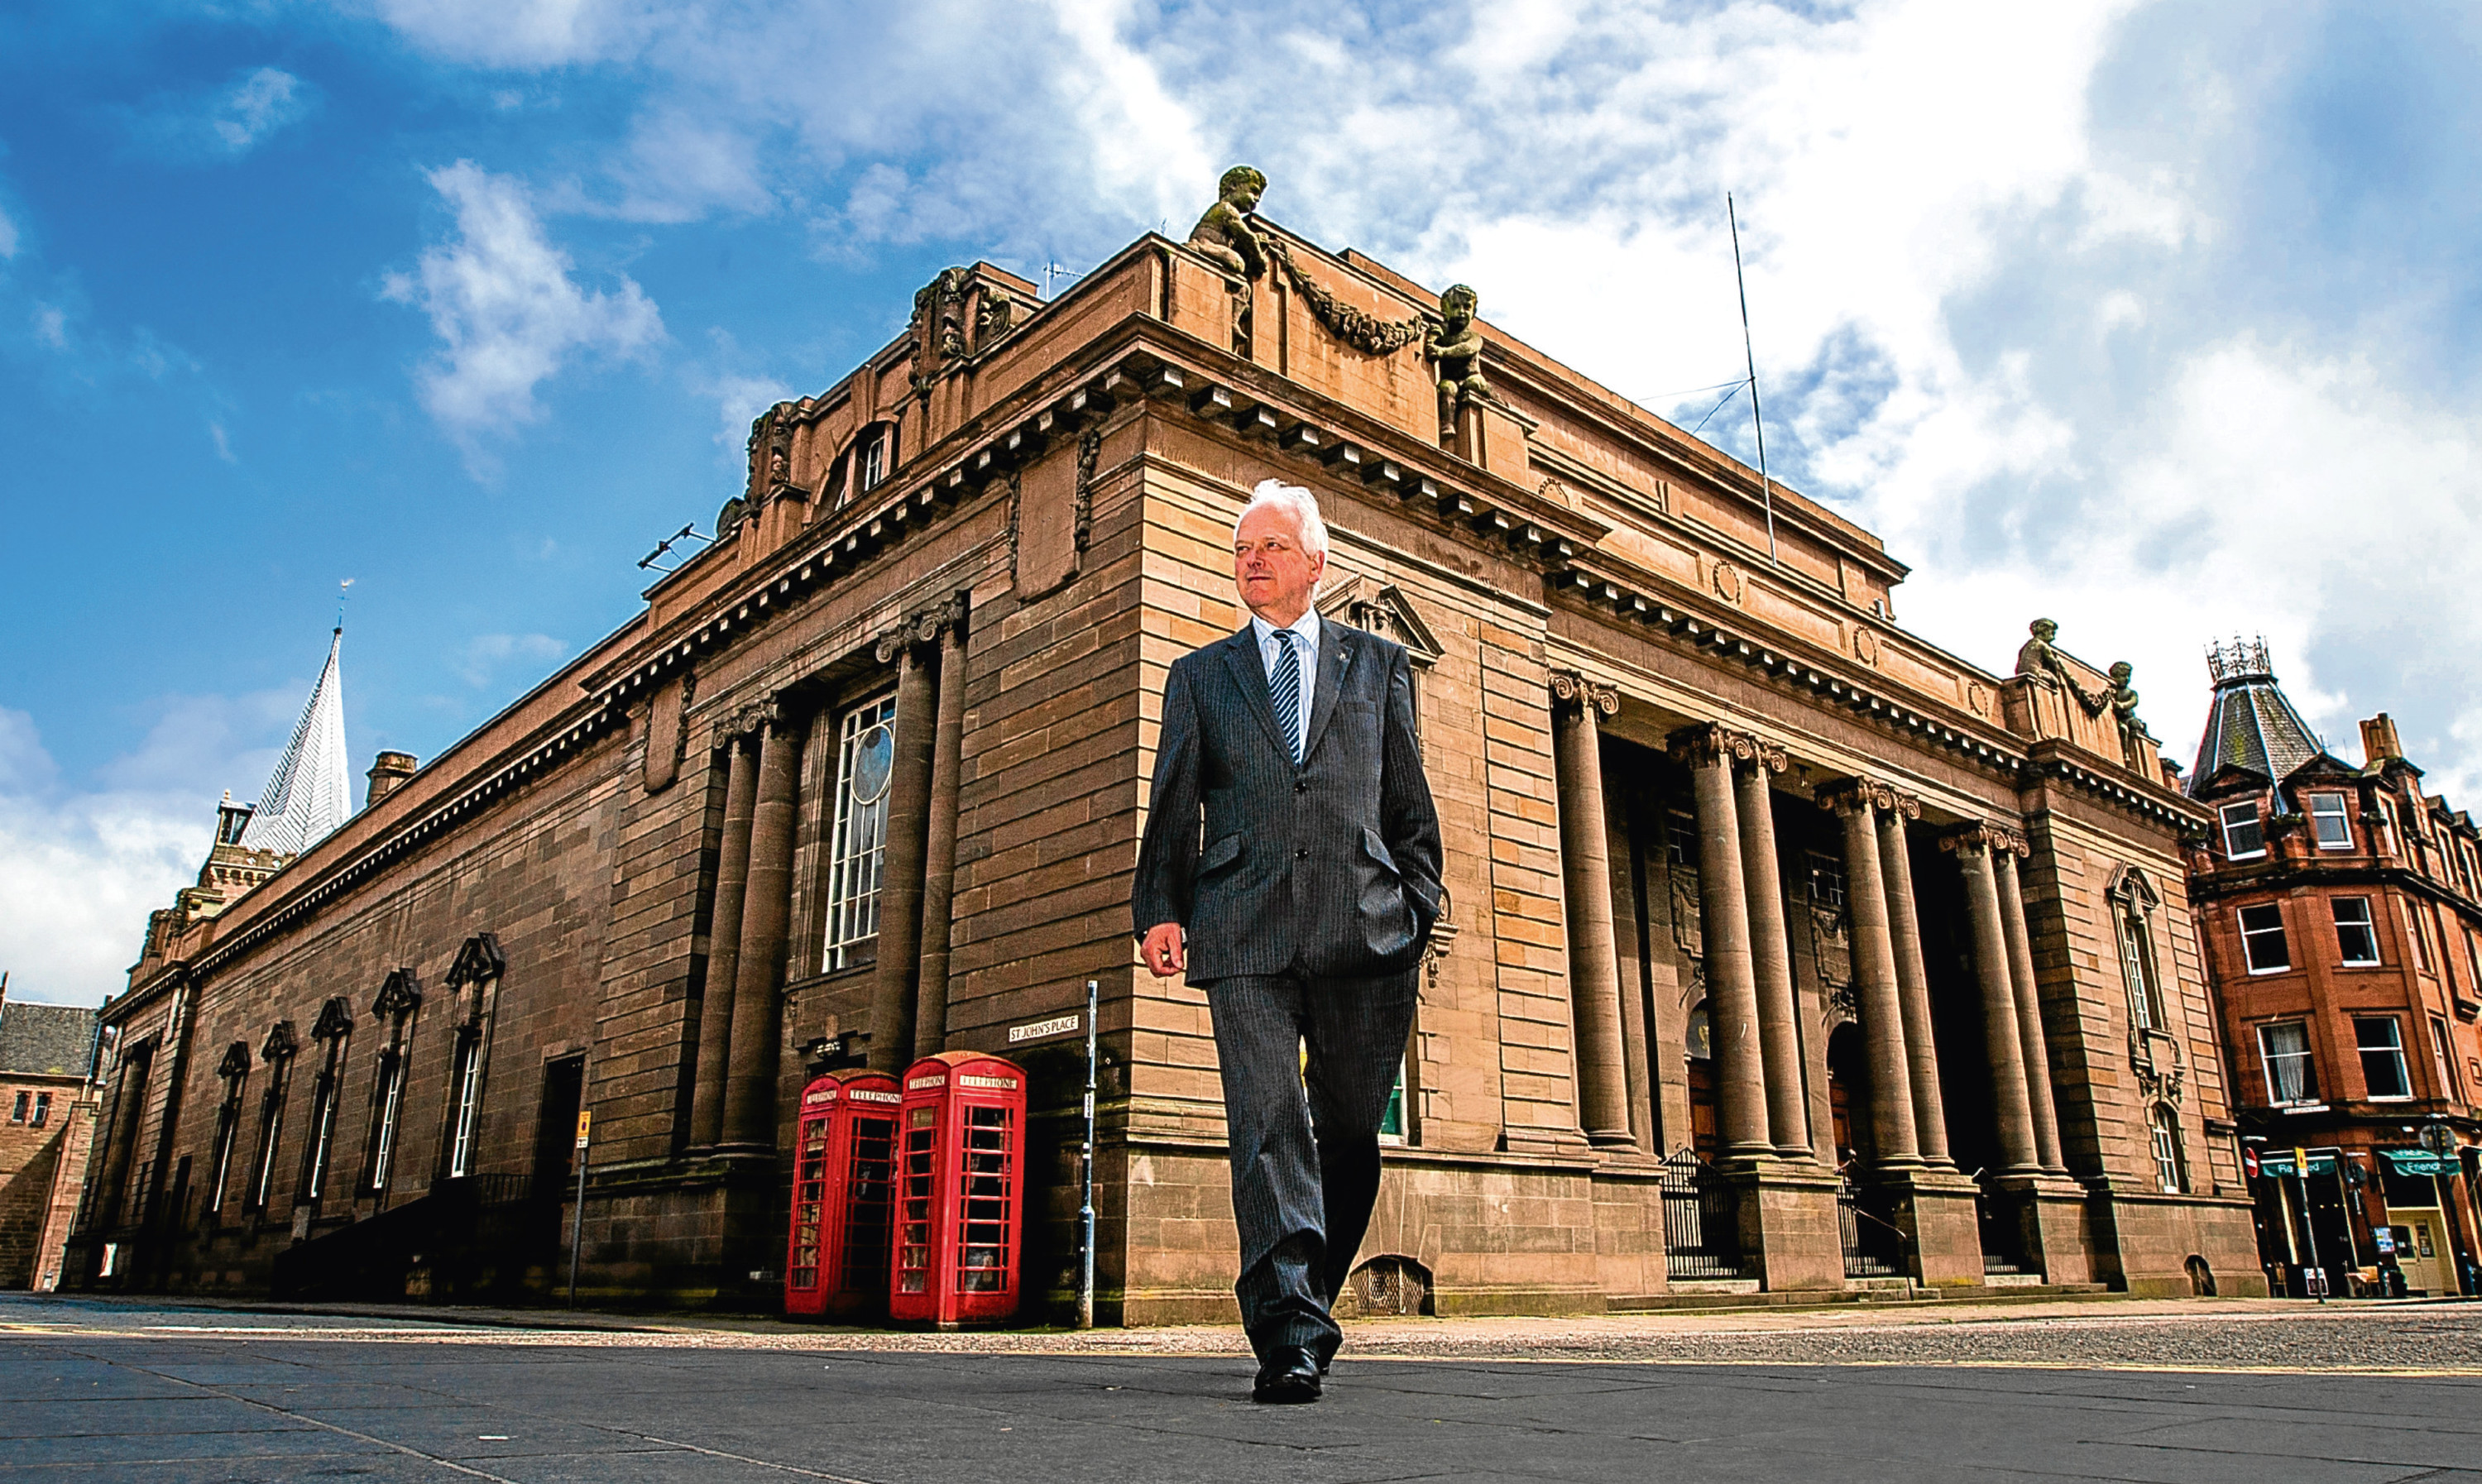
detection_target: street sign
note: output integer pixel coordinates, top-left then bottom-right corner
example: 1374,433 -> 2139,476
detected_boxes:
2302,1266 -> 2329,1298
1008,1011 -> 1080,1045
2241,1147 -> 2259,1180
575,1110 -> 592,1150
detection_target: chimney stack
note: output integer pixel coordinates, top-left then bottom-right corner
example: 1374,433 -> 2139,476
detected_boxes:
366,751 -> 419,807
2360,714 -> 2403,765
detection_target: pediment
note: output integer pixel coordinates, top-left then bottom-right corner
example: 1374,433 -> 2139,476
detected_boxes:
311,996 -> 354,1041
1317,575 -> 1444,666
446,933 -> 506,989
216,1041 -> 252,1079
260,1020 -> 297,1064
372,968 -> 422,1018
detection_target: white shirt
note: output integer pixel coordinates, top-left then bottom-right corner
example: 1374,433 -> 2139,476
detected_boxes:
1249,609 -> 1321,760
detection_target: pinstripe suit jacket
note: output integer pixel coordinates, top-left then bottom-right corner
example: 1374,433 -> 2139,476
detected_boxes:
1133,616 -> 1444,983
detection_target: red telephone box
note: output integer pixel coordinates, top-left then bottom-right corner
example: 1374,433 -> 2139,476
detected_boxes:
889,1052 -> 1028,1327
783,1070 -> 902,1318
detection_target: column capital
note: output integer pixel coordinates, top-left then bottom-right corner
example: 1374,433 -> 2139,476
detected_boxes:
721,694 -> 788,741
1814,776 -> 1924,820
1549,669 -> 1620,717
873,590 -> 971,663
1939,820 -> 2029,859
1666,721 -> 1787,773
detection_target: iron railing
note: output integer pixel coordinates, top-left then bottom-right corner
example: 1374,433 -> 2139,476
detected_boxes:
1838,1181 -> 1905,1279
1660,1151 -> 1743,1280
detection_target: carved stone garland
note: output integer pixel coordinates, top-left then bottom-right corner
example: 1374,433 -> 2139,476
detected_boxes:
1260,236 -> 1432,356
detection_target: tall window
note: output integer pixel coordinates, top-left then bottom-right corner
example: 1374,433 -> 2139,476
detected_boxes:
824,695 -> 898,971
30,1092 -> 49,1127
247,1033 -> 294,1213
2113,878 -> 2169,1032
445,1032 -> 486,1179
206,1051 -> 247,1218
2355,1016 -> 2412,1100
2221,802 -> 2266,860
2148,1105 -> 2186,1193
2259,1021 -> 2317,1104
2307,792 -> 2354,850
368,1051 -> 408,1191
2238,903 -> 2290,973
8,1092 -> 24,1123
302,1070 -> 339,1202
2405,901 -> 2435,971
2332,898 -> 2381,966
2432,1017 -> 2464,1099
1665,810 -> 1698,866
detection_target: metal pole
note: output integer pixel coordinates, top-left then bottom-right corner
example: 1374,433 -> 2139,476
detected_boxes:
1079,978 -> 1099,1330
568,1110 -> 590,1309
2297,1161 -> 2323,1303
1727,194 -> 1778,567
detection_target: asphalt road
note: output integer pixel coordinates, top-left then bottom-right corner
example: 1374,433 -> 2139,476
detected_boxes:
4,1293 -> 2479,1482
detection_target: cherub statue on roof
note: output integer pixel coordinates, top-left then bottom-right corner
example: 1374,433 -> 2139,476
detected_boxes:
1187,165 -> 1267,280
1428,285 -> 1488,422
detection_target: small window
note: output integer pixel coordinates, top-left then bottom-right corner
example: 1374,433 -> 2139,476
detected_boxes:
1806,850 -> 1846,910
1665,810 -> 1699,868
2307,792 -> 2353,850
2355,1016 -> 2411,1100
2149,1105 -> 2186,1193
2467,931 -> 2482,991
2332,898 -> 2380,966
1378,1059 -> 1409,1147
2221,802 -> 2266,860
7,1091 -> 24,1123
2259,1021 -> 2317,1104
824,694 -> 899,972
2238,903 -> 2290,973
247,1090 -> 283,1210
31,1092 -> 50,1127
858,428 -> 889,491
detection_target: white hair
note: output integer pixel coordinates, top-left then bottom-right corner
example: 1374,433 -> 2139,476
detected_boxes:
1233,478 -> 1330,564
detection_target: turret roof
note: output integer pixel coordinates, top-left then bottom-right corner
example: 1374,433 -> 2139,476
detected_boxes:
2188,638 -> 2326,797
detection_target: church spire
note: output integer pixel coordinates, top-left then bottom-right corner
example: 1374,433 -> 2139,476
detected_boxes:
238,626 -> 352,856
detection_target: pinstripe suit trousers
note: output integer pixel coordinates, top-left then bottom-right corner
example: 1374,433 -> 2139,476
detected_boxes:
1206,966 -> 1417,1365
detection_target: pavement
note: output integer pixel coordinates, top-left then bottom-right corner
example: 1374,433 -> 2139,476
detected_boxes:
3,1291 -> 2480,1482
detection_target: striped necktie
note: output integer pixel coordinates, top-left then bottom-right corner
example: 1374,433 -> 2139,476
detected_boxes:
1268,630 -> 1303,765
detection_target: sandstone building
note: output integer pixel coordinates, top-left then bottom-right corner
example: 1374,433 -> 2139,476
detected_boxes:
2183,644 -> 2482,1297
66,182 -> 2262,1312
0,993 -> 101,1292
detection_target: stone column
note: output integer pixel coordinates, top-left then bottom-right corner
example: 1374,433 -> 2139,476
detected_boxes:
911,610 -> 971,1061
1732,747 -> 1809,1157
867,620 -> 942,1073
721,709 -> 802,1148
1944,825 -> 2039,1175
1551,672 -> 1632,1147
1992,849 -> 2068,1174
1818,781 -> 1919,1170
689,732 -> 757,1148
1668,725 -> 1770,1159
1876,802 -> 1951,1167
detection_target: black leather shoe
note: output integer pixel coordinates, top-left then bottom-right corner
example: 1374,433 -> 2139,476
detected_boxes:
1252,1346 -> 1322,1405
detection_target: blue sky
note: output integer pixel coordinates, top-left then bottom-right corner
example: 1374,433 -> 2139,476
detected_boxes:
5,0 -> 2479,1004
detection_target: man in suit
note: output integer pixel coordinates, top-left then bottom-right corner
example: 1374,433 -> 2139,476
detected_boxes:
1133,478 -> 1443,1405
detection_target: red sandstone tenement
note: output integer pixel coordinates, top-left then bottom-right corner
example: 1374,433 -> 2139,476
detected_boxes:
64,183 -> 2262,1314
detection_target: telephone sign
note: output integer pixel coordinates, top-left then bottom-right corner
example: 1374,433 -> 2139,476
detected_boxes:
575,1110 -> 592,1150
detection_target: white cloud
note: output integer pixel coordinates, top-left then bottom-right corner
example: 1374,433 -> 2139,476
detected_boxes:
0,695 -> 295,1008
0,205 -> 17,261
211,67 -> 313,154
383,161 -> 663,468
349,0 -> 2482,791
